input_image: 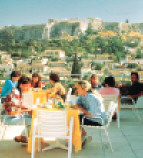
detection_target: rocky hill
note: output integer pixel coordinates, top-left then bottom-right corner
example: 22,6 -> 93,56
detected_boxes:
0,18 -> 143,41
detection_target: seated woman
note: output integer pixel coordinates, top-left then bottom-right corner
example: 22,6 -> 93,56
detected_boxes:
2,76 -> 32,143
99,76 -> 120,119
73,80 -> 106,145
47,73 -> 66,99
31,73 -> 42,89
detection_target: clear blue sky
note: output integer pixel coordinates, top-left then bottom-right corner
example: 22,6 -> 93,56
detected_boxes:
0,0 -> 143,28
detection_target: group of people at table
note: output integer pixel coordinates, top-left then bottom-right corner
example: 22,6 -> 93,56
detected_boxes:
0,70 -> 143,151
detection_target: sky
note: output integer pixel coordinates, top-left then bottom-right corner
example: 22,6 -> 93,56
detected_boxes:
0,0 -> 143,28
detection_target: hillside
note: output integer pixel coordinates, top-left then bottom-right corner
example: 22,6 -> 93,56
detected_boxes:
0,18 -> 143,41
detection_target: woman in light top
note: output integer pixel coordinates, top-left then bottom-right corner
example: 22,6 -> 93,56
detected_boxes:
2,76 -> 32,143
31,73 -> 42,88
99,76 -> 120,95
99,76 -> 120,119
47,73 -> 66,96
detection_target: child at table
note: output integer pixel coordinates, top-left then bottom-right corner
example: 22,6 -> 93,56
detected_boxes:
2,76 -> 32,143
1,71 -> 21,103
31,73 -> 42,89
47,73 -> 66,100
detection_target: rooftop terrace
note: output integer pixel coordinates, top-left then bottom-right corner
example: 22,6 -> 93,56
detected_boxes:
0,109 -> 143,158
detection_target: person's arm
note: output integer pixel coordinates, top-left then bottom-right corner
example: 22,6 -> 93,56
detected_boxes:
72,104 -> 82,109
19,104 -> 29,109
38,81 -> 42,88
72,103 -> 91,115
8,109 -> 32,115
47,84 -> 57,94
76,106 -> 91,116
72,95 -> 92,116
47,88 -> 52,94
127,93 -> 141,99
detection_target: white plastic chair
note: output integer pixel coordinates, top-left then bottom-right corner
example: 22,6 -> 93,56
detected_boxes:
135,96 -> 143,109
65,88 -> 72,105
82,102 -> 116,152
70,95 -> 78,106
101,94 -> 120,128
0,110 -> 26,140
22,93 -> 39,109
120,96 -> 135,109
65,88 -> 78,107
0,96 -> 34,140
31,110 -> 74,158
120,96 -> 141,120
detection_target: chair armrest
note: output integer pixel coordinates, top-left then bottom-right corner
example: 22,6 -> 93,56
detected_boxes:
82,115 -> 104,125
69,117 -> 74,136
33,118 -> 38,127
120,96 -> 135,105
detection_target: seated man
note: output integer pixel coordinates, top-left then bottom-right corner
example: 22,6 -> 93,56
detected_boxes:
127,72 -> 143,102
73,80 -> 106,146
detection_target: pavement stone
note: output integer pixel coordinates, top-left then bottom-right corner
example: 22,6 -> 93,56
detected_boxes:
0,109 -> 143,158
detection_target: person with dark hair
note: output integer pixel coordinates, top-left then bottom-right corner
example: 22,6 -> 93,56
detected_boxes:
1,71 -> 21,103
127,72 -> 143,101
104,76 -> 115,87
99,76 -> 120,119
31,73 -> 42,88
99,76 -> 119,94
90,74 -> 98,88
2,76 -> 32,143
47,73 -> 65,96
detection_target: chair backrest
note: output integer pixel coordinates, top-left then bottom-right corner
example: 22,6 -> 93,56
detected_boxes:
101,94 -> 118,111
135,96 -> 143,108
70,95 -> 77,106
65,88 -> 72,105
22,93 -> 34,109
106,101 -> 117,127
36,110 -> 67,137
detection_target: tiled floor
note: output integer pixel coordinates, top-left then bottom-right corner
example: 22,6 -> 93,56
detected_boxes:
0,109 -> 143,158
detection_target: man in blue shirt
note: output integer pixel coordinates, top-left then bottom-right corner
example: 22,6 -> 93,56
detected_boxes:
73,80 -> 106,147
74,81 -> 106,125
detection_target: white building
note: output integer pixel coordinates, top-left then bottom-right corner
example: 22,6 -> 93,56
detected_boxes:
44,50 -> 65,59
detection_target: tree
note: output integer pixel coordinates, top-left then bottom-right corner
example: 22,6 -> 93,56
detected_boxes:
116,52 -> 123,62
91,62 -> 104,70
136,49 -> 142,58
127,63 -> 138,68
51,57 -> 60,61
125,19 -> 129,23
82,72 -> 92,80
71,53 -> 82,78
